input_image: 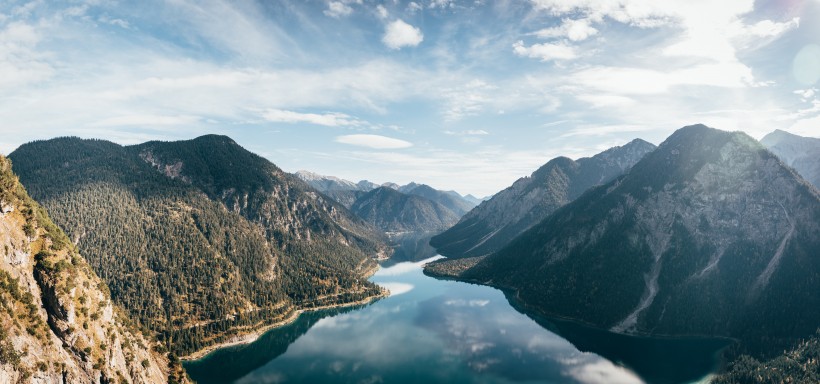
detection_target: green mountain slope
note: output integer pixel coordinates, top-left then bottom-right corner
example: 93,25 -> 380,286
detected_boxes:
0,155 -> 177,383
9,136 -> 388,356
350,186 -> 460,232
452,125 -> 820,352
399,183 -> 476,216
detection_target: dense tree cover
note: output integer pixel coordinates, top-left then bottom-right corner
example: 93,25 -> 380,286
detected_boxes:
456,125 -> 820,358
400,183 -> 475,216
713,332 -> 820,384
9,136 -> 386,356
350,186 -> 460,232
1,154 -> 176,382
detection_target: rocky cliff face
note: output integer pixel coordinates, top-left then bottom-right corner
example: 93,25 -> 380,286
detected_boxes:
761,129 -> 820,189
458,125 -> 820,350
430,138 -> 656,258
0,155 -> 171,383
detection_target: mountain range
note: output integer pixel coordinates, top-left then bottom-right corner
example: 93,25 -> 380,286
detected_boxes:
349,187 -> 461,232
296,170 -> 477,232
427,125 -> 820,354
430,138 -> 656,259
8,135 -> 388,357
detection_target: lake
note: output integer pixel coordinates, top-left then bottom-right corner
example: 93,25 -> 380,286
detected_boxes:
185,251 -> 731,384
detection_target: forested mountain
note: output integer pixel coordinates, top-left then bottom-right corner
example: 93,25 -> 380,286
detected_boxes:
399,183 -> 475,216
9,136 -> 388,357
435,125 -> 820,354
350,187 -> 460,232
712,331 -> 820,384
430,138 -> 656,259
761,129 -> 820,189
295,171 -> 477,216
0,155 -> 176,383
295,170 -> 475,228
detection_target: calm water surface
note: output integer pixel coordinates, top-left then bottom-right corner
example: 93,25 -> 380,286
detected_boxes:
185,253 -> 730,384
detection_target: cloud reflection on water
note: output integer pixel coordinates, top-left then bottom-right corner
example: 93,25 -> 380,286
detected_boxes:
230,254 -> 652,384
414,285 -> 645,384
378,282 -> 414,296
373,255 -> 444,276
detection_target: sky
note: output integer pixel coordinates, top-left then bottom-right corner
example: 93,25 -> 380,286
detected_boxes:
1,0 -> 819,197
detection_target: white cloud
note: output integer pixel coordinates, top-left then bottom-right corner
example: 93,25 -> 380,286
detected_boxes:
570,62 -> 754,95
794,89 -> 816,101
576,94 -> 636,108
441,79 -> 497,120
529,0 -> 672,27
159,0 -> 292,61
0,21 -> 54,90
375,5 -> 389,19
527,0 -> 798,84
744,17 -> 799,38
335,134 -> 413,149
324,1 -> 353,18
98,15 -> 131,29
407,2 -> 423,13
429,0 -> 455,9
533,18 -> 598,41
382,19 -> 423,50
262,109 -> 361,127
444,130 -> 490,135
91,114 -> 201,127
513,40 -> 578,61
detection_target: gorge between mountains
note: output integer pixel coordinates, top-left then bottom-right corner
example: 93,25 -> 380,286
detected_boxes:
1,124 -> 819,384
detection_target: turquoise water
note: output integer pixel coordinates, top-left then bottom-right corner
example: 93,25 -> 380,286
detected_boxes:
185,254 -> 730,384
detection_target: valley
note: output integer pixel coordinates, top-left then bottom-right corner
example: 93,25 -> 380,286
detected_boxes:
2,125 -> 819,384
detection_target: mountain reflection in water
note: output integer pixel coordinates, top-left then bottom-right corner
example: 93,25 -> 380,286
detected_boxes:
186,248 -> 729,384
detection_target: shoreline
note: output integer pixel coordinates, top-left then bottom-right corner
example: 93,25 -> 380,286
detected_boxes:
181,261 -> 388,361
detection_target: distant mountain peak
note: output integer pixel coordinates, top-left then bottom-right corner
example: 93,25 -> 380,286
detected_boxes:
761,129 -> 820,188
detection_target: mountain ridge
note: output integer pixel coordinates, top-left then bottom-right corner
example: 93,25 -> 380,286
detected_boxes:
9,135 -> 388,357
350,186 -> 460,232
430,138 -> 656,259
433,125 -> 820,354
0,154 -> 177,383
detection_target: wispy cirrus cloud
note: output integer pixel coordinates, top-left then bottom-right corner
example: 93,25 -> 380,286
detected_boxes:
262,109 -> 362,127
444,130 -> 489,136
335,134 -> 413,149
532,18 -> 598,41
512,40 -> 578,61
